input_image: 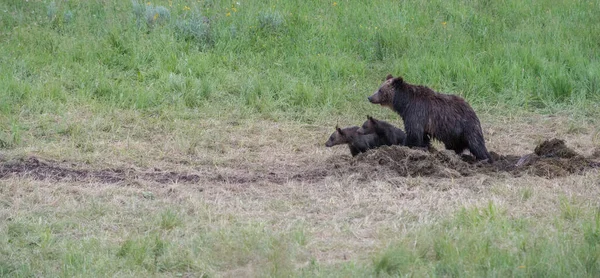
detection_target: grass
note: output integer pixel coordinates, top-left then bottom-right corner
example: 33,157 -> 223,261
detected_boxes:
2,175 -> 600,277
1,0 -> 600,277
0,181 -> 311,277
373,201 -> 600,277
1,0 -> 600,122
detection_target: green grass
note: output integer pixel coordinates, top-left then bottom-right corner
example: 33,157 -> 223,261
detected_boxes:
1,0 -> 599,123
2,186 -> 600,277
373,201 -> 600,277
0,183 -> 311,277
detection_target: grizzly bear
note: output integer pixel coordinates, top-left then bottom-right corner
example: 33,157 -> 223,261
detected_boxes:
356,116 -> 407,146
367,74 -> 493,162
325,126 -> 384,156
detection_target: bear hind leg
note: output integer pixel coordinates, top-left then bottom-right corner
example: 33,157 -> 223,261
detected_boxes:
466,136 -> 492,162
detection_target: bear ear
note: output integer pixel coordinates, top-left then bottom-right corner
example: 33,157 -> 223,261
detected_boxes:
391,76 -> 404,87
367,115 -> 375,123
385,74 -> 394,80
336,126 -> 344,135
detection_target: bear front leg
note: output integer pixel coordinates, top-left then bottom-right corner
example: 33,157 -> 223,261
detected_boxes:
403,113 -> 429,148
403,127 -> 427,148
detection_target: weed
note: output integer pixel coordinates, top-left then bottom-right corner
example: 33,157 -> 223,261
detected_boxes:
258,11 -> 285,33
520,187 -> 533,201
175,10 -> 211,48
132,1 -> 170,29
159,209 -> 182,230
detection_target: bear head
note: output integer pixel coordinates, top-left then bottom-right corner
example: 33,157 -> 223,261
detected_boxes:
325,126 -> 352,147
367,74 -> 404,108
356,116 -> 379,135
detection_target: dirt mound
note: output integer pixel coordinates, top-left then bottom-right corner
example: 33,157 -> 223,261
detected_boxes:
321,146 -> 472,180
534,138 -> 580,158
325,139 -> 599,179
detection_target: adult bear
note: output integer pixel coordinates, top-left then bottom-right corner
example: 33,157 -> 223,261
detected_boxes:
367,74 -> 493,162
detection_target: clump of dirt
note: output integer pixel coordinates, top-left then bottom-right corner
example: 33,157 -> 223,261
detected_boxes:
512,139 -> 594,178
324,138 -> 599,179
534,138 -> 580,158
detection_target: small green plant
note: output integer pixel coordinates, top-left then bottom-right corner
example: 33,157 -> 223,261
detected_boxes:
0,121 -> 22,149
132,1 -> 170,29
520,187 -> 533,201
174,10 -> 211,47
159,209 -> 181,230
152,236 -> 166,272
560,196 -> 581,221
145,5 -> 170,28
47,1 -> 74,29
257,11 -> 284,33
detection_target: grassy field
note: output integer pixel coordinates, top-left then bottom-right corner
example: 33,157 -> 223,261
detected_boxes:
1,0 -> 600,277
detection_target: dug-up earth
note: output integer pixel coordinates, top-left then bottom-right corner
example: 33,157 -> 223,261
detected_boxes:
1,138 -> 598,183
2,113 -> 600,268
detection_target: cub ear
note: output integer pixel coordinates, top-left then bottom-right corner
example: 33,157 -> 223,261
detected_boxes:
385,74 -> 394,80
391,76 -> 404,87
336,126 -> 344,135
367,115 -> 375,123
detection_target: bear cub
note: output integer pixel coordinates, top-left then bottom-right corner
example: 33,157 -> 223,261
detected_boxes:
325,126 -> 384,156
367,74 -> 493,162
356,116 -> 407,147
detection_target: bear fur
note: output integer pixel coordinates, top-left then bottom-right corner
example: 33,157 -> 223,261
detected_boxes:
367,74 -> 493,162
325,126 -> 384,156
356,116 -> 407,146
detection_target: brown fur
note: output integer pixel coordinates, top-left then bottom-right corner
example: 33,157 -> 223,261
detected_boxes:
356,116 -> 407,146
325,126 -> 384,156
367,74 -> 493,162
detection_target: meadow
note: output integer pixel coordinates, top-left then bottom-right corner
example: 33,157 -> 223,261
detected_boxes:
1,0 -> 600,276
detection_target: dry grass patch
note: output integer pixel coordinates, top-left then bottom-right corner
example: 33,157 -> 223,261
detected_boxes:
2,111 -> 600,276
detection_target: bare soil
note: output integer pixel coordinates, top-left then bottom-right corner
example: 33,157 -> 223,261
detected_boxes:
1,138 -> 598,184
0,156 -> 203,184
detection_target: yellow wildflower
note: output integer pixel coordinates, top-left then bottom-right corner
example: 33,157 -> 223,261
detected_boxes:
153,13 -> 158,20
146,2 -> 151,5
518,265 -> 526,269
232,7 -> 237,12
442,21 -> 447,26
333,2 -> 337,6
184,6 -> 191,11
226,12 -> 231,16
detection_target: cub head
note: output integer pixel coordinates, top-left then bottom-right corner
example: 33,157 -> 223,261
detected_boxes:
367,74 -> 404,108
356,115 -> 379,135
325,126 -> 351,147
